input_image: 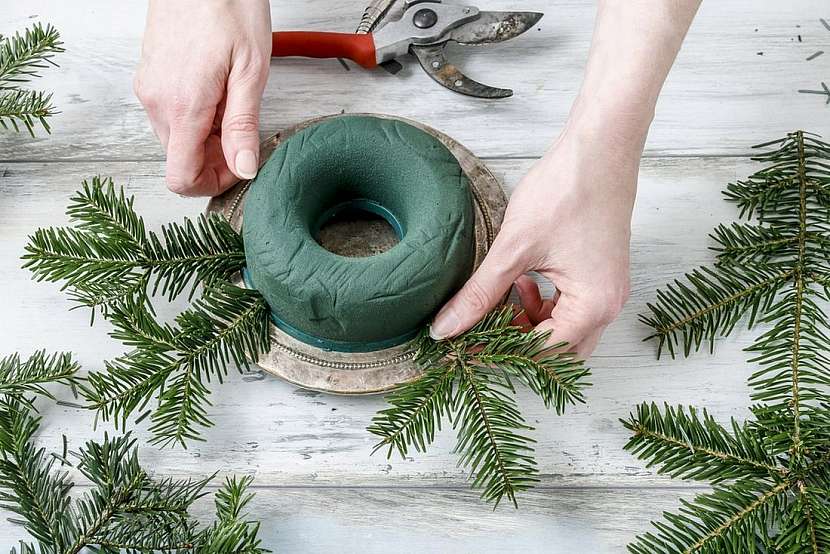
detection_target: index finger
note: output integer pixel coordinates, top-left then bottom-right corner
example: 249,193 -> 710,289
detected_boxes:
165,104 -> 235,196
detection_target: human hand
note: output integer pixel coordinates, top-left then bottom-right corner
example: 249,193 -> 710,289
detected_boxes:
134,0 -> 272,196
429,107 -> 647,359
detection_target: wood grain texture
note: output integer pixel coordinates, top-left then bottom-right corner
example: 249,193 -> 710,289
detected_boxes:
0,486 -> 702,552
0,0 -> 828,161
1,1 -> 826,550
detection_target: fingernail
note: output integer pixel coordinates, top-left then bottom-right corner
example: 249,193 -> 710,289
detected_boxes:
430,308 -> 459,340
235,149 -> 258,180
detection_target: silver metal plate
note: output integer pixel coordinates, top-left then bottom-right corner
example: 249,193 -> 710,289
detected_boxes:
206,113 -> 507,395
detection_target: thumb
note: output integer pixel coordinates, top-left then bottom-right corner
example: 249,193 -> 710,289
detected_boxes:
221,65 -> 266,181
430,237 -> 526,340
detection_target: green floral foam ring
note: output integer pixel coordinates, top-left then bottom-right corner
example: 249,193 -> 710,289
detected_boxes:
242,115 -> 476,352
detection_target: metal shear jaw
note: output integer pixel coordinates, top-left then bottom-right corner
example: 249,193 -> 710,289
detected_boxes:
369,1 -> 543,99
372,2 -> 480,62
411,43 -> 513,99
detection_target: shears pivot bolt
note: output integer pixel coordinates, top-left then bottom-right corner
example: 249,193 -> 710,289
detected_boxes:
413,8 -> 438,29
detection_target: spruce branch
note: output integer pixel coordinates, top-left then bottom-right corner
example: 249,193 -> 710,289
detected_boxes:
24,179 -> 269,449
0,23 -> 63,88
193,475 -> 265,552
777,480 -> 830,554
0,23 -> 63,136
80,281 -> 271,448
621,403 -> 784,483
369,307 -> 590,507
710,222 -> 798,263
0,399 -> 266,552
369,360 -> 456,458
0,350 -> 79,400
624,407 -> 830,553
22,177 -> 247,315
0,397 -> 73,549
0,89 -> 57,135
747,289 -> 830,448
640,264 -> 790,358
453,355 -> 538,508
628,478 -> 791,554
724,133 -> 830,220
67,176 -> 148,246
629,131 -> 830,553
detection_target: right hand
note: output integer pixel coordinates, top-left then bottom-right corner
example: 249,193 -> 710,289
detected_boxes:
134,0 -> 272,196
430,104 -> 646,359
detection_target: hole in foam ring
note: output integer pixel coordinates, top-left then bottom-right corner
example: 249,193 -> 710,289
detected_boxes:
314,199 -> 402,258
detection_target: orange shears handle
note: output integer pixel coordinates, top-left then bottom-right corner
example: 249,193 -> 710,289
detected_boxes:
271,32 -> 378,69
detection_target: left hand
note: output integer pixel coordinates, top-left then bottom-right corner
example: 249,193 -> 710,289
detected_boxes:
134,0 -> 272,196
429,107 -> 645,359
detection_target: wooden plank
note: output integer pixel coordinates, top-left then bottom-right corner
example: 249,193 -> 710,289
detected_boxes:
0,156 -> 763,487
1,0 -> 828,161
0,485 -> 703,552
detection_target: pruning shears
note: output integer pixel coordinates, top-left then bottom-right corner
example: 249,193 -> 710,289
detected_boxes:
271,0 -> 543,98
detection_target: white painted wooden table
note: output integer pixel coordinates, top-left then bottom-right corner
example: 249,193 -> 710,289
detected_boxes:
1,1 -> 828,551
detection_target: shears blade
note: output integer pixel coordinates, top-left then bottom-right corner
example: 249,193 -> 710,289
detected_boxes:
410,10 -> 543,98
446,11 -> 543,45
412,44 -> 513,99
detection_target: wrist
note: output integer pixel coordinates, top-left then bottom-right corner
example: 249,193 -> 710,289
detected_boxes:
567,92 -> 654,147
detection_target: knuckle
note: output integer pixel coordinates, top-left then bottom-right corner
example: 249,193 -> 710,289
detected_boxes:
169,93 -> 196,120
586,306 -> 614,328
248,58 -> 270,80
460,279 -> 492,313
591,284 -> 629,325
166,176 -> 192,195
165,167 -> 200,196
223,112 -> 259,135
133,76 -> 157,108
491,225 -> 535,266
235,49 -> 270,79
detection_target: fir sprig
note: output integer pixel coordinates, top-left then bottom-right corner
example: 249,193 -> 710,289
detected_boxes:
623,402 -> 830,553
628,131 -> 830,553
622,403 -> 784,484
0,398 -> 266,553
0,23 -> 63,135
23,176 -> 247,315
0,350 -> 79,400
80,281 -> 271,448
23,177 -> 266,448
369,307 -> 591,507
0,89 -> 57,135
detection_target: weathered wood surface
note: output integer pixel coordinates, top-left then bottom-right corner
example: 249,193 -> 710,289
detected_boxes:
0,486 -> 701,552
1,1 -> 828,161
1,0 -> 829,551
0,158 -> 773,527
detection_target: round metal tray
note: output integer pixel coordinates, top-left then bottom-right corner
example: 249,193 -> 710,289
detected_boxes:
206,113 -> 507,394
